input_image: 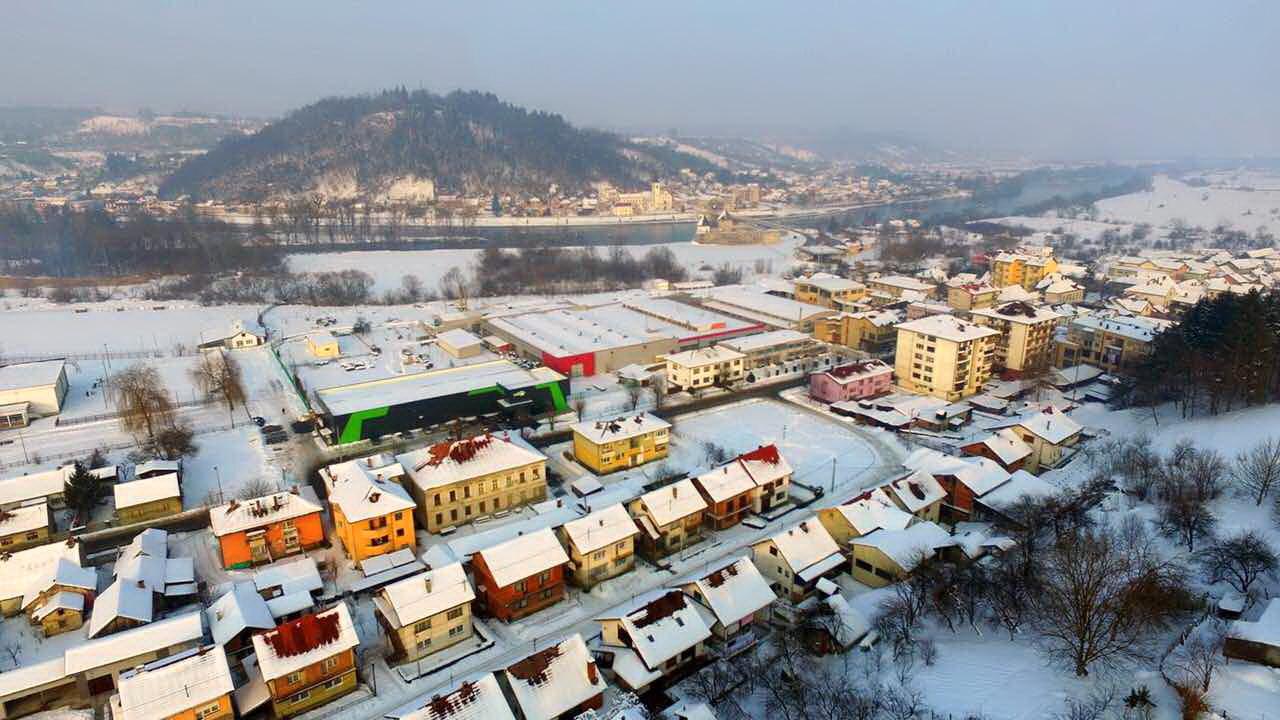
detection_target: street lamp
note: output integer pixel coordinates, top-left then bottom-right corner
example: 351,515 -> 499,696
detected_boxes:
213,465 -> 224,504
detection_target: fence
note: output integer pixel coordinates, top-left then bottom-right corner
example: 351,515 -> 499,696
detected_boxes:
3,348 -> 200,365
55,396 -> 213,427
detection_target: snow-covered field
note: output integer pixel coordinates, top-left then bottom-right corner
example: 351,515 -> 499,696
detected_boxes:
1095,174 -> 1280,235
286,235 -> 803,295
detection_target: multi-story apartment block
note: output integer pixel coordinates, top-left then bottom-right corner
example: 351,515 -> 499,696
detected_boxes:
571,413 -> 671,474
1053,313 -> 1171,375
893,315 -> 999,401
990,251 -> 1058,291
793,275 -> 867,308
399,433 -> 548,534
970,302 -> 1062,372
945,280 -> 1000,311
813,308 -> 903,357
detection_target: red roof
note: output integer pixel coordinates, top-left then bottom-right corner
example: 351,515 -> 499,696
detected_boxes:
265,610 -> 341,658
417,434 -> 498,469
738,444 -> 781,465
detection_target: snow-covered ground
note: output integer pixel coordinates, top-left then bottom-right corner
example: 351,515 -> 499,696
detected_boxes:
1095,174 -> 1280,235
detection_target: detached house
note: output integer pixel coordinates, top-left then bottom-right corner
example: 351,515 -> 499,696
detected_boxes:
321,454 -> 416,564
557,504 -> 639,589
112,645 -> 235,720
629,479 -> 707,560
209,487 -> 325,569
21,556 -> 97,637
499,633 -> 605,720
692,464 -> 757,531
471,527 -> 569,622
733,445 -> 793,513
960,428 -> 1034,472
250,603 -> 361,719
113,474 -> 182,525
206,582 -> 277,667
596,590 -> 712,693
571,414 -> 671,475
399,433 -> 548,534
850,522 -> 951,587
751,519 -> 844,603
1004,408 -> 1083,472
902,448 -> 1011,522
0,503 -> 52,552
399,673 -> 516,720
808,360 -> 893,404
817,488 -> 916,550
678,557 -> 776,656
878,470 -> 946,523
373,563 -> 475,663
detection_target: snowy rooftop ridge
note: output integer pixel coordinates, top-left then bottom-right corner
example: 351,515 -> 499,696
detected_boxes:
400,432 -> 546,493
251,602 -> 360,682
208,486 -> 323,537
116,645 -> 234,720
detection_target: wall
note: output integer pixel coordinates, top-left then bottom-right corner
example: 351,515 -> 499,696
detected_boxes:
217,512 -> 325,569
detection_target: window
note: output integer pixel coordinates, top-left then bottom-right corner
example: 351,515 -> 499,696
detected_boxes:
538,570 -> 551,583
464,505 -> 472,517
370,535 -> 389,546
25,531 -> 39,540
194,701 -> 223,720
463,485 -> 471,499
415,619 -> 432,633
286,671 -> 303,686
448,624 -> 466,637
434,494 -> 442,507
447,606 -> 464,620
515,580 -> 526,592
396,528 -> 405,537
322,676 -> 345,690
368,517 -> 387,530
593,550 -> 606,561
768,546 -> 778,556
449,490 -> 457,502
479,501 -> 486,513
435,513 -> 443,526
855,559 -> 873,571
450,509 -> 458,521
542,589 -> 553,599
416,638 -> 432,651
394,512 -> 403,520
322,656 -> 340,673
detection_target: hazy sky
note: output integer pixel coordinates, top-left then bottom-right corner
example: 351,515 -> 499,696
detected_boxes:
4,1 -> 1278,160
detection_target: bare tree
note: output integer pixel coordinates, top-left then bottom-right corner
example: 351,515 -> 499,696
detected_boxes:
651,375 -> 667,410
146,423 -> 198,460
1157,486 -> 1217,552
237,476 -> 278,501
399,274 -> 424,303
439,266 -> 469,306
1235,436 -> 1280,506
625,384 -> 643,411
1033,526 -> 1190,676
111,364 -> 176,439
1171,627 -> 1225,693
572,396 -> 587,421
1198,531 -> 1278,595
190,351 -> 247,424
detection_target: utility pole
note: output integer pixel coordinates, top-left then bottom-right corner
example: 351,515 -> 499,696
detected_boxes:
830,457 -> 837,493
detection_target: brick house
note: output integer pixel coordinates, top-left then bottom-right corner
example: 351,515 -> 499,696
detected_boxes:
208,488 -> 325,569
470,528 -> 569,622
250,603 -> 361,719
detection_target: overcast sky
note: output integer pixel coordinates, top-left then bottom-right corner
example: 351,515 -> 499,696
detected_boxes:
4,1 -> 1278,160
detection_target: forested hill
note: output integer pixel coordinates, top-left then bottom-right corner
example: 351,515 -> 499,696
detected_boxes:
160,88 -> 717,201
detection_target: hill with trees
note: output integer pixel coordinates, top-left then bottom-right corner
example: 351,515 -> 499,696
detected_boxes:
160,88 -> 719,201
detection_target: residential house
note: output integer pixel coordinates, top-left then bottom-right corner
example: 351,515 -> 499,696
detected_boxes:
373,563 -> 475,663
571,414 -> 671,475
808,360 -> 893,404
849,522 -> 951,587
814,308 -> 904,357
253,557 -> 324,621
596,590 -> 712,693
20,555 -> 96,637
970,302 -> 1062,373
692,463 -> 757,531
198,321 -> 266,351
1053,313 -> 1172,375
830,392 -> 972,432
793,275 -> 867,308
0,538 -> 85,619
470,527 -> 569,622
63,611 -> 206,702
629,480 -> 708,560
1036,274 -> 1085,304
0,463 -> 114,512
113,474 -> 182,525
209,487 -> 325,569
678,557 -> 776,656
250,603 -> 361,719
750,519 -> 844,603
718,330 -> 822,373
960,428 -> 1034,472
0,503 -> 52,552
498,634 -> 605,720
902,448 -> 1011,523
89,529 -> 196,638
878,470 -> 946,523
662,347 -> 745,393
867,275 -> 937,300
557,504 -> 638,589
112,645 -> 235,720
321,454 -> 417,564
817,488 -> 916,550
894,315 -> 999,401
398,674 -> 516,720
1002,408 -> 1083,472
206,582 -> 277,667
732,445 -> 793,513
399,433 -> 548,534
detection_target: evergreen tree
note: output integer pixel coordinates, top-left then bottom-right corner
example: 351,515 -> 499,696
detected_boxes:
63,461 -> 106,519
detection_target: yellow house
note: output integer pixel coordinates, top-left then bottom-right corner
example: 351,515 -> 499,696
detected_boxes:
1053,313 -> 1171,375
990,252 -> 1058,290
322,455 -> 417,564
306,331 -> 341,360
814,309 -> 903,356
1037,275 -> 1085,305
793,275 -> 867,308
662,346 -> 745,393
558,503 -> 638,589
849,522 -> 951,588
399,433 -> 548,533
877,470 -> 946,524
1005,409 -> 1083,472
867,275 -> 937,301
372,563 -> 475,663
945,281 -> 999,311
571,413 -> 671,475
113,474 -> 182,525
970,302 -> 1062,372
750,518 -> 843,603
0,502 -> 52,551
113,644 -> 235,720
33,590 -> 87,637
894,315 -> 999,401
816,488 -> 916,550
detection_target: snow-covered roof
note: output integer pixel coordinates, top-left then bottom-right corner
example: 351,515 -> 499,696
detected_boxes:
206,582 -> 276,646
66,610 -> 204,674
818,359 -> 893,385
133,460 -> 181,478
375,563 -> 475,628
502,634 -> 605,720
113,473 -> 180,510
824,594 -> 871,648
22,556 -> 96,609
251,602 -> 360,682
0,502 -> 49,536
0,465 -> 75,508
399,433 -> 546,493
267,592 -> 316,619
559,504 -> 638,554
1070,313 -> 1171,342
795,274 -> 864,293
852,522 -> 951,571
253,556 -> 323,597
31,591 -> 84,622
87,579 -> 154,638
971,302 -> 1061,326
0,539 -> 83,603
322,455 -> 415,523
967,428 -> 1033,466
835,489 -> 915,536
682,556 -> 775,627
718,329 -> 813,354
399,673 -> 516,720
571,413 -> 670,446
903,447 -> 1010,497
762,518 -> 842,581
436,328 -> 483,351
600,590 -> 712,670
693,463 -> 756,504
1229,598 -> 1280,648
474,527 -> 569,589
895,314 -> 999,343
208,487 -> 323,537
317,360 -> 564,420
977,470 -> 1058,513
734,445 -> 793,487
1015,409 -> 1082,445
880,470 -> 946,514
945,522 -> 1016,560
0,657 -> 69,699
662,345 -> 745,368
0,359 -> 65,390
112,529 -> 191,594
636,479 -> 707,527
116,645 -> 234,720
871,275 -> 935,292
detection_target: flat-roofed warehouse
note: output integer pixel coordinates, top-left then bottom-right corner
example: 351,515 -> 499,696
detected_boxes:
314,359 -> 569,444
0,359 -> 69,427
483,300 -> 762,376
700,287 -> 835,332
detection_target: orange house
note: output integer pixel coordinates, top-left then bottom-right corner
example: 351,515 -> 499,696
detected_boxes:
209,488 -> 326,569
251,603 -> 361,718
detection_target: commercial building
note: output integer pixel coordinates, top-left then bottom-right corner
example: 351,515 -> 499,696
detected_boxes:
399,433 -> 548,533
701,287 -> 834,332
970,302 -> 1062,372
571,413 -> 670,475
320,455 -> 416,564
0,359 -> 69,423
718,329 -> 822,371
314,359 -> 569,445
208,488 -> 325,569
793,275 -> 867,308
894,315 -> 999,401
373,563 -> 475,663
250,604 -> 361,718
991,251 -> 1058,290
662,346 -> 745,392
557,503 -> 639,589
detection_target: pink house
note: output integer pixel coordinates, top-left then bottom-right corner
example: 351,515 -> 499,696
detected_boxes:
809,360 -> 893,403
